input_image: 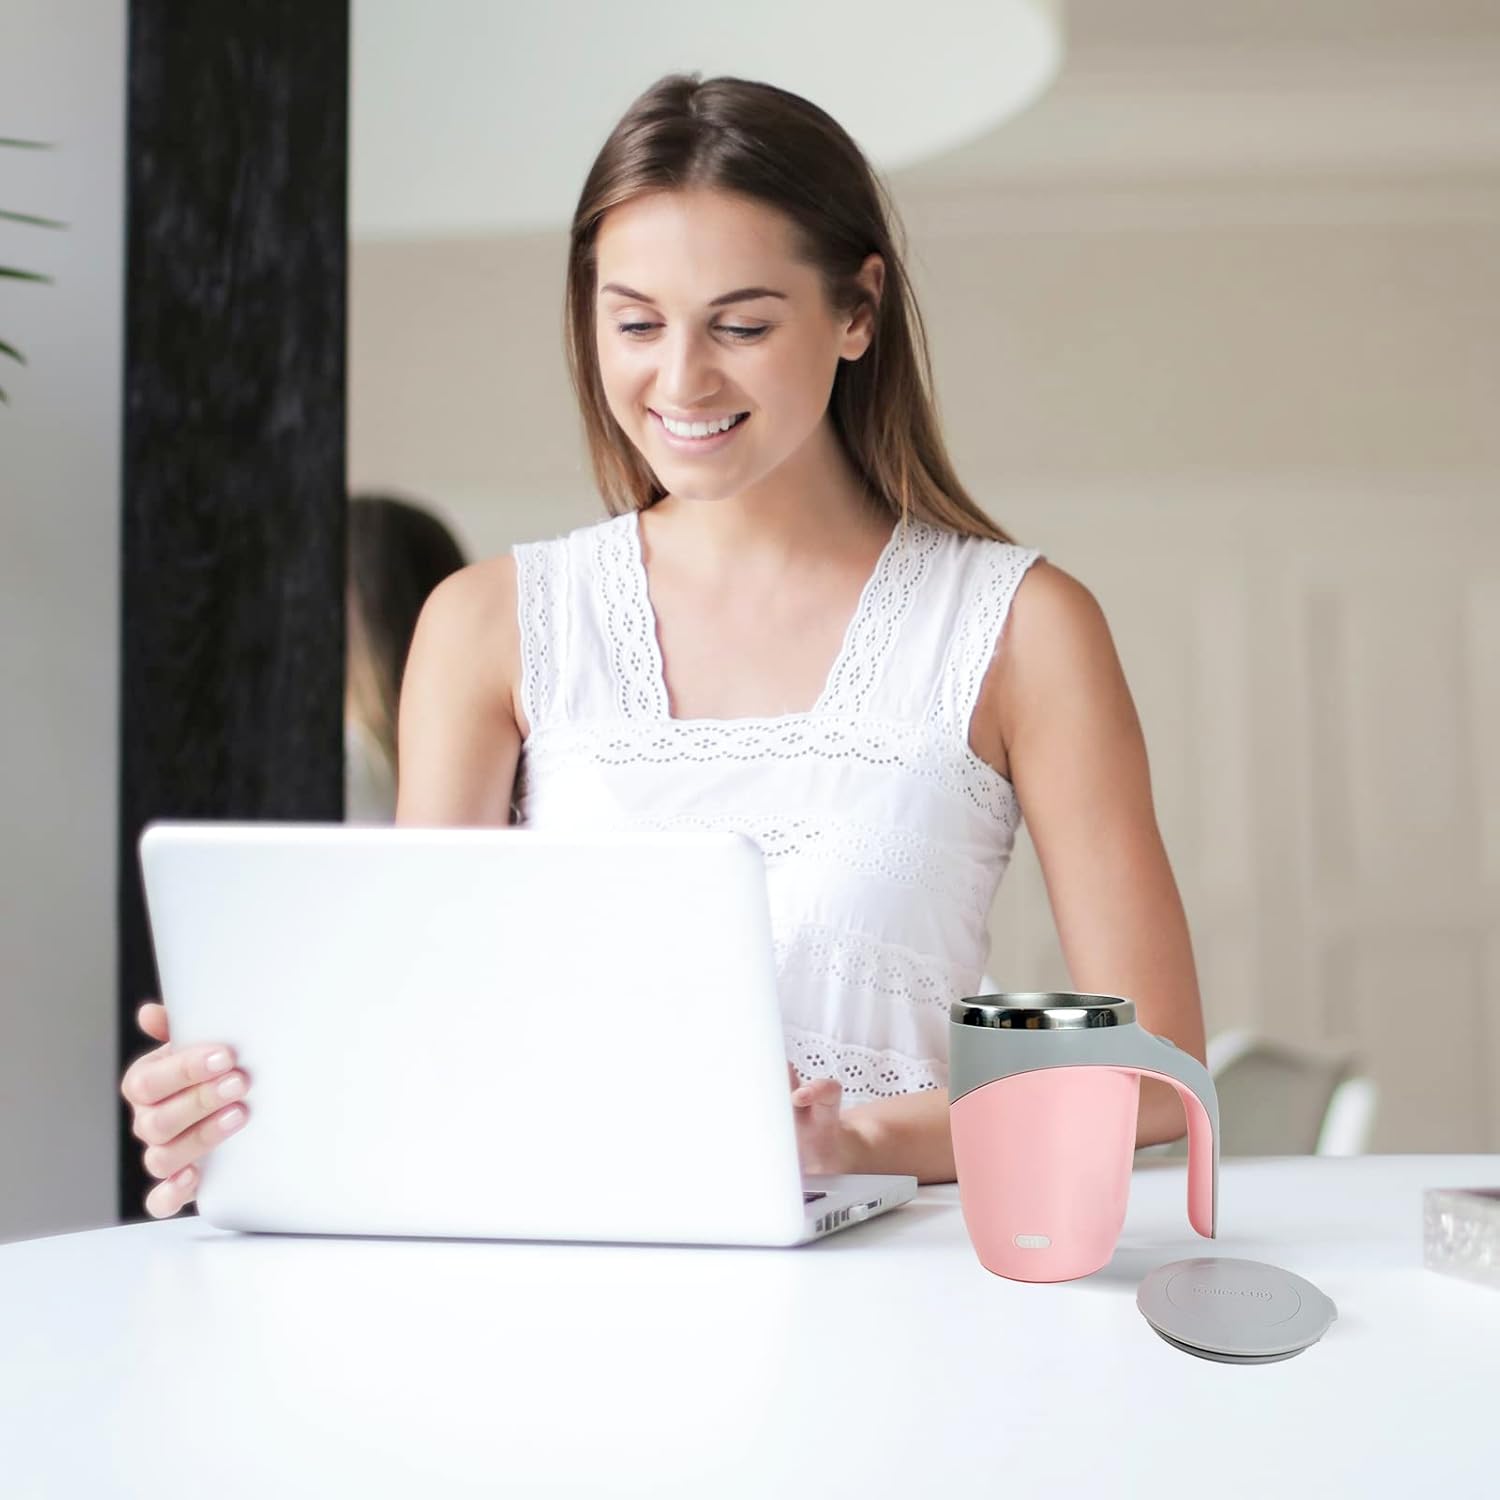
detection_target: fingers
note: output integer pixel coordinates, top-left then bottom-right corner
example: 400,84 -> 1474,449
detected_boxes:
122,1026 -> 251,1218
788,1056 -> 838,1105
787,1063 -> 840,1101
144,1163 -> 198,1220
789,1075 -> 848,1176
122,1039 -> 237,1109
139,1098 -> 249,1188
120,1004 -> 174,1089
137,1001 -> 171,1044
790,1077 -> 842,1109
132,1065 -> 250,1149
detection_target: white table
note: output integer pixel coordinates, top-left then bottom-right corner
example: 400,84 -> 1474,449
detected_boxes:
2,1155 -> 1497,1498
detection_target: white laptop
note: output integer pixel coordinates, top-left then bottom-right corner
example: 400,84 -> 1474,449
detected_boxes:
137,823 -> 918,1246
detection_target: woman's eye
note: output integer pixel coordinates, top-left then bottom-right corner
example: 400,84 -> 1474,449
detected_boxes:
615,322 -> 768,343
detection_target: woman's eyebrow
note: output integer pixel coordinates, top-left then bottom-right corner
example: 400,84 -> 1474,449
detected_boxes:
598,282 -> 788,308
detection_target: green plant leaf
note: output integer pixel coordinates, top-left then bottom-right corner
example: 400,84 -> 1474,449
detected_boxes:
2,138 -> 61,408
0,209 -> 67,229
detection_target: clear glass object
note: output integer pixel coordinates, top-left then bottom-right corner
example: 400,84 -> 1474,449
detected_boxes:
1423,1187 -> 1500,1291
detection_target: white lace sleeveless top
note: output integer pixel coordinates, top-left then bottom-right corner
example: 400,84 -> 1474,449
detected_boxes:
511,509 -> 1043,1103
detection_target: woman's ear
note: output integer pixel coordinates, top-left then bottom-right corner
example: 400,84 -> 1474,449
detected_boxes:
840,252 -> 886,361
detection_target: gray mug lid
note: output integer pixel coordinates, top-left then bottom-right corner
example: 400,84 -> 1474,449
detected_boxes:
1136,1257 -> 1338,1363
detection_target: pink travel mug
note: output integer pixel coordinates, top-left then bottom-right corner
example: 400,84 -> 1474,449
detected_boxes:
948,993 -> 1219,1282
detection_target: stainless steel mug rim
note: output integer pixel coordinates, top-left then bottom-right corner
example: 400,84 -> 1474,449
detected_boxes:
951,992 -> 1136,1028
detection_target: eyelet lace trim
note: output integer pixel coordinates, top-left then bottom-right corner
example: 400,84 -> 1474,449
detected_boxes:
931,543 -> 1044,736
785,1026 -> 946,1101
521,714 -> 1020,827
815,519 -> 944,716
513,539 -> 565,732
598,808 -> 998,919
595,516 -> 670,720
597,512 -> 946,726
774,922 -> 982,1015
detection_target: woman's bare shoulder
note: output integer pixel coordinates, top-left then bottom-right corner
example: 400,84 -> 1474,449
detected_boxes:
1002,558 -> 1125,706
407,551 -> 525,732
973,557 -> 1124,777
424,550 -> 518,626
1007,557 -> 1108,645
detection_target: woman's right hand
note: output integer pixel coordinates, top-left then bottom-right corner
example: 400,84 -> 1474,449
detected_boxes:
120,1001 -> 251,1218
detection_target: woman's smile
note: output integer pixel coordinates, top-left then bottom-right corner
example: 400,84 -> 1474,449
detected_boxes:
649,407 -> 751,453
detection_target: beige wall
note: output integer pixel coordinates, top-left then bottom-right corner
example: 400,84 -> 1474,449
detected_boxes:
349,176 -> 1499,532
348,168 -> 1500,1150
348,229 -> 590,556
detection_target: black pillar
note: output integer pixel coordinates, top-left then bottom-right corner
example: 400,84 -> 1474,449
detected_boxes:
118,1 -> 349,1221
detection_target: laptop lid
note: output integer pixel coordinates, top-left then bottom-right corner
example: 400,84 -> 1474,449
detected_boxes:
138,823 -> 817,1246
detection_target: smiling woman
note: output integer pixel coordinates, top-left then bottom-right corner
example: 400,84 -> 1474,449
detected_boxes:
124,69 -> 1209,1218
591,189 -> 882,500
422,74 -> 1203,1170
566,79 -> 1013,543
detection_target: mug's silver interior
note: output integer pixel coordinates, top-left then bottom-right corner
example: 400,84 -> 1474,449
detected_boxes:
952,993 -> 1136,1029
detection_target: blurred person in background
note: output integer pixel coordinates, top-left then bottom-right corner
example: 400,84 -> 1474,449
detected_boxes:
345,493 -> 468,822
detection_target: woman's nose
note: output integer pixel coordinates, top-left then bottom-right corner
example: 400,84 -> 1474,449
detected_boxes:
654,328 -> 721,408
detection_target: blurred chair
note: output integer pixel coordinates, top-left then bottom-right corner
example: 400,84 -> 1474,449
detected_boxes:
1149,1030 -> 1378,1160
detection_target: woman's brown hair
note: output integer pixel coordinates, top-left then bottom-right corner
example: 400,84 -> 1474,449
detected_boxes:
564,72 -> 1014,544
347,494 -> 468,771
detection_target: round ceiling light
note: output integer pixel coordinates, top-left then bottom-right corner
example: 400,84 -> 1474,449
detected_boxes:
351,0 -> 1064,239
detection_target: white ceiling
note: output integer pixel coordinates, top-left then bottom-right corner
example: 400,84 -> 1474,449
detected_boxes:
349,0 -> 1062,240
349,0 -> 1500,243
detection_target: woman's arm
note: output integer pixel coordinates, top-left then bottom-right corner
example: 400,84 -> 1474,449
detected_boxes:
997,561 -> 1207,1144
838,560 -> 1208,1181
395,553 -> 525,828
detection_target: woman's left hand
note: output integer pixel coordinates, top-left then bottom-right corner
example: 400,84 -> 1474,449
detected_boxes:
787,1064 -> 863,1175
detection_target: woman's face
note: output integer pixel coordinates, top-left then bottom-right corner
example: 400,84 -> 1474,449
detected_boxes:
593,188 -> 880,503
